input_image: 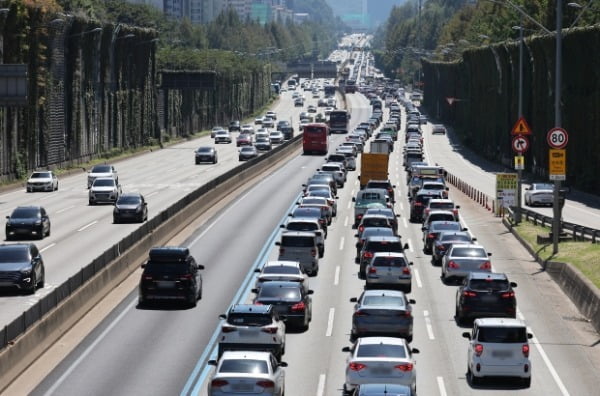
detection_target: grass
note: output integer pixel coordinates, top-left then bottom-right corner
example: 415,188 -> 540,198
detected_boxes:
511,220 -> 600,289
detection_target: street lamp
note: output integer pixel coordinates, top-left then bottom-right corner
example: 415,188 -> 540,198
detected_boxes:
512,23 -> 525,224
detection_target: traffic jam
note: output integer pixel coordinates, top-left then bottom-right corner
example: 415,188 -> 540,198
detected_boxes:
205,76 -> 533,396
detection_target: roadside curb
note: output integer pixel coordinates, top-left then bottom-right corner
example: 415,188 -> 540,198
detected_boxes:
502,218 -> 600,333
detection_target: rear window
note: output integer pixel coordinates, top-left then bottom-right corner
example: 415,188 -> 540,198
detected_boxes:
281,236 -> 314,247
358,193 -> 383,201
430,203 -> 454,210
362,295 -> 405,307
258,286 -> 301,301
372,256 -> 407,267
367,241 -> 402,252
441,234 -> 471,242
286,222 -> 318,232
144,261 -> 188,275
415,195 -> 434,205
429,214 -> 455,221
477,327 -> 528,343
431,223 -> 462,232
469,279 -> 509,291
262,266 -> 301,275
227,313 -> 272,327
219,359 -> 269,374
356,344 -> 406,358
362,218 -> 389,227
451,247 -> 487,258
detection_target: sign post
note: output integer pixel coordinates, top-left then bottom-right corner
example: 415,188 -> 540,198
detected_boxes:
547,127 -> 568,254
510,117 -> 532,223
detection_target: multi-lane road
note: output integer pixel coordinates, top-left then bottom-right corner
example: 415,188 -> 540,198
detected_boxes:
9,88 -> 598,396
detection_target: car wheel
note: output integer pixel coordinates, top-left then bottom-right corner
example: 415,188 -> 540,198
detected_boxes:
38,267 -> 45,288
198,285 -> 202,300
89,200 -> 94,206
26,274 -> 36,295
455,305 -> 464,325
188,291 -> 197,308
38,228 -> 44,240
468,366 -> 481,386
46,225 -> 51,237
113,217 -> 119,224
213,157 -> 217,164
55,182 -> 59,191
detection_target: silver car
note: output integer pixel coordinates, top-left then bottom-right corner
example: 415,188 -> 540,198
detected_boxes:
364,252 -> 413,293
524,183 -> 554,206
350,289 -> 415,341
208,351 -> 287,396
26,171 -> 58,192
441,243 -> 492,284
88,177 -> 122,205
254,260 -> 309,291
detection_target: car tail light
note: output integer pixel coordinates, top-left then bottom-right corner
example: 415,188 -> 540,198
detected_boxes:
402,267 -> 410,275
221,325 -> 237,333
424,208 -> 430,215
211,379 -> 228,387
448,261 -> 459,269
311,248 -> 317,257
354,310 -> 368,317
358,225 -> 364,233
438,245 -> 446,251
368,267 -> 377,274
501,291 -> 515,298
394,363 -> 413,372
414,202 -> 422,207
480,261 -> 492,270
357,214 -> 363,221
261,326 -> 278,334
427,233 -> 435,240
453,209 -> 459,216
363,251 -> 374,259
256,380 -> 275,388
474,344 -> 484,356
522,344 -> 530,357
279,248 -> 285,255
291,302 -> 306,312
180,273 -> 193,280
349,362 -> 366,371
397,310 -> 412,318
254,301 -> 264,305
463,291 -> 477,297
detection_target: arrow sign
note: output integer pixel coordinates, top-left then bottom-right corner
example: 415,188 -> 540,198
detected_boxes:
512,135 -> 529,153
511,116 -> 532,135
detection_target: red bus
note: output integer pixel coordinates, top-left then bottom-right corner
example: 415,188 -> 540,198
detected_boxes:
303,123 -> 329,155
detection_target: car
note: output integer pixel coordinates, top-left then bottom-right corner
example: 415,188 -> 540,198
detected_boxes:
255,137 -> 272,151
254,260 -> 309,291
280,218 -> 325,257
432,231 -> 476,266
218,304 -> 286,360
455,272 -> 518,324
307,105 -> 317,113
237,133 -> 253,147
87,164 -> 118,188
276,231 -> 320,276
357,236 -> 409,279
304,187 -> 338,218
305,173 -> 337,195
266,111 -> 277,120
239,146 -> 258,161
423,199 -> 459,220
0,243 -> 45,294
342,337 -> 418,395
208,351 -> 287,396
524,183 -> 554,206
355,227 -> 395,258
441,244 -> 492,284
289,206 -> 328,235
350,289 -> 415,341
5,206 -> 51,240
252,281 -> 313,330
351,384 -> 413,396
214,130 -> 232,144
138,246 -> 204,307
419,181 -> 449,199
364,180 -> 396,203
240,124 -> 254,134
211,126 -> 226,138
262,116 -> 275,128
268,131 -> 284,145
364,252 -> 413,293
318,164 -> 346,187
422,210 -> 458,227
195,146 -> 218,164
254,117 -> 263,125
228,120 -> 241,132
113,192 -> 148,223
418,115 -> 428,124
422,221 -> 465,254
357,214 -> 394,239
294,97 -> 304,107
432,124 -> 447,135
26,171 -> 58,192
88,177 -> 122,205
353,189 -> 391,226
364,208 -> 399,235
462,318 -> 532,387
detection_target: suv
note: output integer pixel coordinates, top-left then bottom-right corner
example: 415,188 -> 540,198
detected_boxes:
463,318 -> 533,387
455,272 -> 518,324
281,218 -> 325,257
0,243 -> 45,294
5,206 -> 51,240
409,190 -> 443,223
138,247 -> 205,307
364,252 -> 413,293
218,304 -> 286,360
87,164 -> 118,188
89,177 -> 122,205
357,236 -> 409,279
228,120 -> 240,132
276,231 -> 319,276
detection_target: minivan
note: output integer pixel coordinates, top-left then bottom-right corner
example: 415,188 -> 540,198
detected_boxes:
276,231 -> 319,276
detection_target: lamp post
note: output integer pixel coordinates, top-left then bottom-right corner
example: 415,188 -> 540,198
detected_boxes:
512,22 -> 524,224
552,0 -> 564,254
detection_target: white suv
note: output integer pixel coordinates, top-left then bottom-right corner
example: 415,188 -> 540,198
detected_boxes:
218,304 -> 286,360
89,177 -> 121,205
462,318 -> 533,387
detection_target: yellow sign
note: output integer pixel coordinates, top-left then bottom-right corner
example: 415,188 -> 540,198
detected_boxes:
514,155 -> 524,170
549,149 -> 566,179
511,116 -> 532,135
496,173 -> 518,190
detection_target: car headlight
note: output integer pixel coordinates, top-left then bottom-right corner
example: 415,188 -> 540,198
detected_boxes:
20,268 -> 32,275
136,206 -> 142,212
35,220 -> 42,225
113,207 -> 119,214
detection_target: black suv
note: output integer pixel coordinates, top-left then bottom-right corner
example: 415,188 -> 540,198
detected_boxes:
228,120 -> 240,132
409,190 -> 443,223
138,247 -> 204,307
6,206 -> 51,240
455,272 -> 517,325
364,180 -> 396,203
356,236 -> 409,279
0,243 -> 45,294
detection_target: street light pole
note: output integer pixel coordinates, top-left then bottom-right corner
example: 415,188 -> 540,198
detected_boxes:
552,0 -> 564,254
514,20 -> 524,224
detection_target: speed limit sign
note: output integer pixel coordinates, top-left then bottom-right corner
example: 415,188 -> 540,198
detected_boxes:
547,127 -> 569,149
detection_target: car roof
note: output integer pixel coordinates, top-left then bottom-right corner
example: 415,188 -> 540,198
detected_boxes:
258,280 -> 304,289
362,289 -> 406,298
281,231 -> 317,237
230,304 -> 272,314
475,318 -> 527,328
467,272 -> 508,281
365,235 -> 401,242
429,221 -> 461,228
428,199 -> 454,204
426,210 -> 455,216
372,252 -> 406,259
356,336 -> 408,346
263,260 -> 301,268
220,350 -> 273,360
450,243 -> 482,249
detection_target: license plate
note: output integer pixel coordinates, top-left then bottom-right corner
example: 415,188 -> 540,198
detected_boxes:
492,350 -> 513,358
156,281 -> 175,289
231,383 -> 253,391
481,294 -> 497,303
371,367 -> 392,375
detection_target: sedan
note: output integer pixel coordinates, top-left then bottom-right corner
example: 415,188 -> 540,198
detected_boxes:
431,124 -> 447,135
6,206 -> 51,240
364,253 -> 413,293
239,146 -> 258,161
422,221 -> 465,254
441,244 -> 492,284
252,281 -> 313,330
432,231 -> 476,266
26,171 -> 58,192
207,351 -> 287,396
254,260 -> 308,291
343,337 -> 418,395
236,133 -> 253,147
524,183 -> 554,206
269,131 -> 284,145
113,193 -> 148,223
214,130 -> 232,144
195,146 -> 218,164
350,289 -> 415,341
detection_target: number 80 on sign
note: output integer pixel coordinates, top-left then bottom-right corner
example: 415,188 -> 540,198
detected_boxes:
547,127 -> 568,149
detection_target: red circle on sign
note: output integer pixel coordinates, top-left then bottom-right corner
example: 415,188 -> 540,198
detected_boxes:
547,127 -> 568,149
512,135 -> 529,153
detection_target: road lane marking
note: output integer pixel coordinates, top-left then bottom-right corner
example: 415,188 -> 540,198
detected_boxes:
399,202 -> 404,211
437,376 -> 447,396
325,308 -> 335,337
146,191 -> 158,198
423,310 -> 435,340
334,266 -> 340,286
339,237 -> 345,250
347,201 -> 351,210
344,216 -> 348,227
316,374 -> 326,396
407,239 -> 414,253
414,268 -> 422,288
40,243 -> 56,253
56,205 -> 75,214
77,221 -> 97,232
402,218 -> 408,229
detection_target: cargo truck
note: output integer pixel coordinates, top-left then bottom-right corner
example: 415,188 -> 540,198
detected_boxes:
359,153 -> 389,189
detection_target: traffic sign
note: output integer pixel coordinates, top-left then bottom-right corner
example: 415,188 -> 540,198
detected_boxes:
549,149 -> 566,180
512,135 -> 529,153
514,155 -> 525,170
547,127 -> 569,149
511,116 -> 532,135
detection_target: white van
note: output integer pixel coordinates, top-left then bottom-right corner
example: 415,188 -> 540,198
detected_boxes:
276,231 -> 319,276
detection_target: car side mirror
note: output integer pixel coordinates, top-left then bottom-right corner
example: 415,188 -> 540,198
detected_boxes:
307,290 -> 314,295
5,216 -> 8,219
141,263 -> 146,268
349,297 -> 358,302
462,228 -> 468,231
197,264 -> 205,270
251,288 -> 259,294
487,252 -> 492,256
342,346 -> 351,353
411,348 -> 420,354
254,268 -> 261,273
409,299 -> 416,304
279,361 -> 288,367
409,261 -> 414,266
352,197 -> 356,202
275,242 -> 281,246
456,205 -> 460,209
510,282 -> 518,288
280,224 -> 285,228
421,227 -> 426,231
472,237 -> 477,242
403,243 -> 409,250
527,333 -> 533,339
219,314 -> 227,319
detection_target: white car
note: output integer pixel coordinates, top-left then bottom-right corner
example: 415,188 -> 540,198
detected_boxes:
266,111 -> 277,120
208,351 -> 287,396
463,318 -> 533,387
89,177 -> 121,205
269,131 -> 284,144
254,260 -> 308,289
214,130 -> 232,144
218,304 -> 286,360
26,171 -> 58,192
87,164 -> 118,188
524,183 -> 554,206
343,337 -> 418,395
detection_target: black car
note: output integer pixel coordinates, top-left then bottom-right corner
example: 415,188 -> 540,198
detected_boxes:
432,231 -> 475,266
254,137 -> 272,151
0,243 -> 45,294
228,120 -> 241,132
195,146 -> 218,164
113,193 -> 148,223
138,247 -> 204,307
239,146 -> 258,161
6,206 -> 51,240
357,236 -> 409,278
455,272 -> 517,325
422,221 -> 464,254
252,281 -> 313,330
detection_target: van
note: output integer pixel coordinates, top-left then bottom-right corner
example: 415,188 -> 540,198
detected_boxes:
276,231 -> 319,276
352,188 -> 390,226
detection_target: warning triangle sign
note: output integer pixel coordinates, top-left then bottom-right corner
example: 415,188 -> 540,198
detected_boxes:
511,116 -> 532,135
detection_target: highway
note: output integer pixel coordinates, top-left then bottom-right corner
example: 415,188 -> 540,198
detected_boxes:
20,91 -> 600,396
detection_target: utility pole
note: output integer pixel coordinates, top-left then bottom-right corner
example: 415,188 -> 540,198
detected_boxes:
552,0 -> 564,254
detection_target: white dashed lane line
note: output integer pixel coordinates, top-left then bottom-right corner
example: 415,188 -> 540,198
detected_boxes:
77,221 -> 97,232
325,308 -> 335,337
334,266 -> 340,286
339,237 -> 345,250
423,310 -> 435,340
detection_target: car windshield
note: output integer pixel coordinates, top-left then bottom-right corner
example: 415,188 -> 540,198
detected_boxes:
93,179 -> 115,187
431,223 -> 461,232
219,359 -> 269,374
11,208 -> 39,218
287,222 -> 318,232
117,196 -> 141,205
534,183 -> 553,190
91,165 -> 112,173
430,203 -> 454,210
31,172 -> 51,179
477,327 -> 527,343
356,344 -> 406,358
241,148 -> 255,153
216,131 -> 228,135
262,266 -> 301,275
451,247 -> 487,258
144,261 -> 188,275
227,313 -> 272,327
0,247 -> 30,263
469,279 -> 509,291
372,256 -> 407,267
197,147 -> 212,153
362,295 -> 405,307
258,286 -> 301,301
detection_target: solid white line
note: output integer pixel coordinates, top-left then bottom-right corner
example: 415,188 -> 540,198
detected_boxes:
399,202 -> 404,211
423,310 -> 435,340
437,376 -> 447,396
334,266 -> 340,286
56,205 -> 75,214
351,188 -> 356,195
40,243 -> 56,253
339,237 -> 345,250
414,268 -> 422,288
407,238 -> 414,253
344,216 -> 349,227
325,308 -> 335,337
402,218 -> 408,229
77,221 -> 97,232
316,374 -> 326,396
146,191 -> 158,198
